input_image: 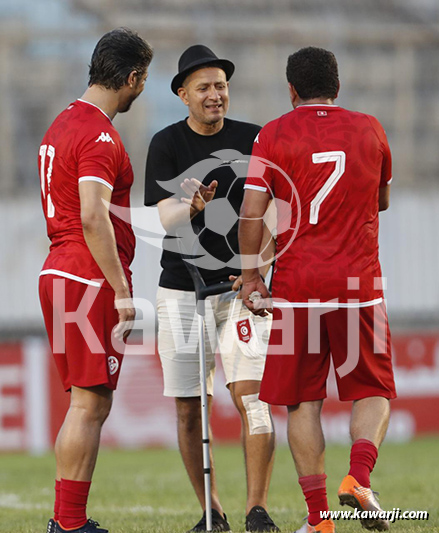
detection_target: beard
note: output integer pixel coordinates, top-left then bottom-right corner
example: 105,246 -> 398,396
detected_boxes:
119,93 -> 139,114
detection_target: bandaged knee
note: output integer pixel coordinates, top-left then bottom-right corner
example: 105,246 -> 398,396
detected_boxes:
241,393 -> 273,435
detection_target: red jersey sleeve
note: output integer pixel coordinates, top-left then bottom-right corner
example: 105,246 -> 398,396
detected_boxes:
77,128 -> 121,190
368,115 -> 392,188
245,120 -> 277,194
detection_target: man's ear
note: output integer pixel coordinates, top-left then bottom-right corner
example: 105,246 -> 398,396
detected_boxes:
288,83 -> 299,107
335,80 -> 341,99
177,86 -> 189,106
127,70 -> 138,88
288,83 -> 294,99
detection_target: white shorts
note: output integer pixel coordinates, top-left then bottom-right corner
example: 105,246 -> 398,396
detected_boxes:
157,287 -> 272,397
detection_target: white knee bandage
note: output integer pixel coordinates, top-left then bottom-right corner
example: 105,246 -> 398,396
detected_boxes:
241,393 -> 273,435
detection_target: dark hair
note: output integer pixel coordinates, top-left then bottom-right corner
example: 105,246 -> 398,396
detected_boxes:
89,28 -> 153,90
286,47 -> 339,100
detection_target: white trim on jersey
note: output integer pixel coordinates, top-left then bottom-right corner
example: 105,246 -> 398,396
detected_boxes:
78,176 -> 114,191
274,297 -> 383,309
39,269 -> 102,287
295,104 -> 340,108
244,184 -> 268,193
77,99 -> 112,122
387,177 -> 393,185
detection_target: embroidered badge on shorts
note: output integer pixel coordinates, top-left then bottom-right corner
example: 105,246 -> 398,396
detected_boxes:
108,356 -> 119,375
237,319 -> 252,343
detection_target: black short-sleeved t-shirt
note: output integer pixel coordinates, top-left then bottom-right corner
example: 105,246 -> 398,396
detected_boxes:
144,117 -> 261,290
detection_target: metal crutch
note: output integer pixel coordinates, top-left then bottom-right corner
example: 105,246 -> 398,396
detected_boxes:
179,241 -> 234,532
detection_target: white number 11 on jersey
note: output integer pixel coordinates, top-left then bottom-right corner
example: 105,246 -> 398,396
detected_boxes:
39,144 -> 56,218
310,150 -> 346,224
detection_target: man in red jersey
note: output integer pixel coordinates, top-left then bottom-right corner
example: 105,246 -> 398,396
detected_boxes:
38,28 -> 153,533
239,47 -> 396,533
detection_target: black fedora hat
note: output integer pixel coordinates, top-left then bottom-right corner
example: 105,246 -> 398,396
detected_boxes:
171,44 -> 235,95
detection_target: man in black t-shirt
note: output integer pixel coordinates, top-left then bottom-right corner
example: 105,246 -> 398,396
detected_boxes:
145,45 -> 278,533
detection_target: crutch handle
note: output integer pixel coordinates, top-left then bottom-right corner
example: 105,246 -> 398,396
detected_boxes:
197,280 -> 235,301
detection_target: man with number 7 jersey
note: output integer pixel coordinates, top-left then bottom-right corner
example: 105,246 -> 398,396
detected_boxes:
38,29 -> 153,533
239,47 -> 396,532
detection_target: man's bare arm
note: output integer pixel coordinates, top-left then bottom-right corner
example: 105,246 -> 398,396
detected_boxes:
158,178 -> 218,233
238,189 -> 272,315
379,185 -> 391,211
230,199 -> 276,291
259,200 -> 276,279
79,181 -> 135,338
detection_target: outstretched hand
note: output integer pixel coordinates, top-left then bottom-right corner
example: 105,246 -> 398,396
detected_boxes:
180,178 -> 218,214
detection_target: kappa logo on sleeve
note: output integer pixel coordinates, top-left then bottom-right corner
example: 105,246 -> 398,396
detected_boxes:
95,132 -> 115,144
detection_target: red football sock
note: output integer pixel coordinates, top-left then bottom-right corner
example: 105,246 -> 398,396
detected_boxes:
54,479 -> 61,521
348,439 -> 378,488
58,479 -> 91,530
299,474 -> 329,527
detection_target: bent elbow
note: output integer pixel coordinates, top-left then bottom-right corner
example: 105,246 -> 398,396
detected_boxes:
379,199 -> 390,212
158,214 -> 173,234
81,211 -> 107,233
239,205 -> 258,220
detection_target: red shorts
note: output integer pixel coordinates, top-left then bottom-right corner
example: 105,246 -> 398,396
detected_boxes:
39,274 -> 124,392
259,302 -> 396,405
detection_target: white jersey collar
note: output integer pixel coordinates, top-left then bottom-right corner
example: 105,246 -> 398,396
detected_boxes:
77,99 -> 112,122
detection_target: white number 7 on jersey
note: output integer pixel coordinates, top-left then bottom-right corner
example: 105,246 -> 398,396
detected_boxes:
309,151 -> 346,224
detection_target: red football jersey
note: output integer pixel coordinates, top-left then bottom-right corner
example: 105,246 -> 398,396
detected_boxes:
38,99 -> 135,289
245,104 -> 392,307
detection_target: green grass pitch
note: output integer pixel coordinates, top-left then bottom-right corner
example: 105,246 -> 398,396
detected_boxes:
0,438 -> 437,532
